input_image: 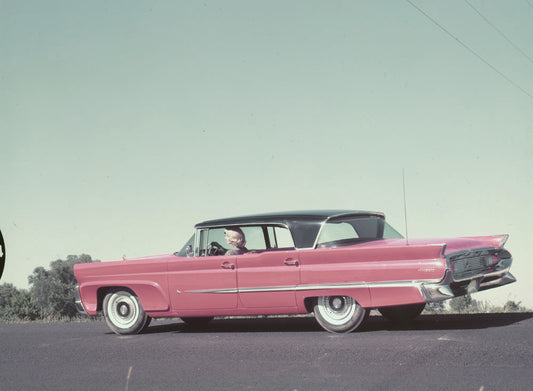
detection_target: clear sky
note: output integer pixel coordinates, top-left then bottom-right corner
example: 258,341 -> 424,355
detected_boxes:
1,1 -> 532,307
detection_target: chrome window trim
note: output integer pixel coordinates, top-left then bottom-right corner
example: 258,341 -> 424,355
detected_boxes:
311,220 -> 328,249
195,222 -> 291,230
195,223 -> 298,252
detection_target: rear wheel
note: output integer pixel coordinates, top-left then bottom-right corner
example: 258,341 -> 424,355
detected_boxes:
103,290 -> 150,335
378,303 -> 426,323
313,296 -> 369,333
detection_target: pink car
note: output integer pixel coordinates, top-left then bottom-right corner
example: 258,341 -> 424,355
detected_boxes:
74,210 -> 516,334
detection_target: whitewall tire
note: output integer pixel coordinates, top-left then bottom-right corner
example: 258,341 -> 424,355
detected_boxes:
314,296 -> 369,333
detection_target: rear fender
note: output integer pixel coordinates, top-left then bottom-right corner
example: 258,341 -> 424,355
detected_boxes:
462,235 -> 508,249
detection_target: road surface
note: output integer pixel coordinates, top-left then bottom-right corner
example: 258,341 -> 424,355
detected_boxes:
1,313 -> 532,390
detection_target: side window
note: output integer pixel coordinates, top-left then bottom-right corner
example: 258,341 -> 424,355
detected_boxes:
194,225 -> 296,255
207,228 -> 227,245
267,226 -> 295,249
198,228 -> 226,256
198,226 -> 269,255
383,221 -> 404,239
240,226 -> 267,250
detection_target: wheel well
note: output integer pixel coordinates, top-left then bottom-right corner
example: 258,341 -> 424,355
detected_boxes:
304,295 -> 371,313
304,297 -> 318,313
96,287 -> 136,311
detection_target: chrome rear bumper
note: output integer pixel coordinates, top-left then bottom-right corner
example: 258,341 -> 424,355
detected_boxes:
420,257 -> 516,302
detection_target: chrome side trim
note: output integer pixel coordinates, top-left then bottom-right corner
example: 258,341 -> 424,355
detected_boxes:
186,288 -> 239,294
185,279 -> 441,294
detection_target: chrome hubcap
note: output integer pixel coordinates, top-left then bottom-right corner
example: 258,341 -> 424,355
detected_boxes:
331,297 -> 344,310
107,292 -> 139,329
118,302 -> 130,317
317,296 -> 357,326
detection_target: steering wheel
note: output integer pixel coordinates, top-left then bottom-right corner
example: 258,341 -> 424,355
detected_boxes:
207,241 -> 226,256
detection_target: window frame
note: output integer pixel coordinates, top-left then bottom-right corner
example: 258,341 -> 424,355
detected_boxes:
193,224 -> 296,256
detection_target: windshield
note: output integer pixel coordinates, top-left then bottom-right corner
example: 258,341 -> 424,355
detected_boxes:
176,234 -> 195,257
316,216 -> 403,248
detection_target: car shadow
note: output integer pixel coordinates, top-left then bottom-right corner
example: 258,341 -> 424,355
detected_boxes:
142,312 -> 533,334
144,316 -> 322,334
362,312 -> 533,332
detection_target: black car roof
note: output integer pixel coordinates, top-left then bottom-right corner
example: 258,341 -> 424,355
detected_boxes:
195,210 -> 385,249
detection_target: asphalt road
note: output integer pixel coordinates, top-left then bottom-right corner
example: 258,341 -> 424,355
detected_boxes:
1,313 -> 532,391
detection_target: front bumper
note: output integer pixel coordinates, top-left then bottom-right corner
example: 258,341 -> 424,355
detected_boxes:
74,285 -> 89,316
420,258 -> 516,302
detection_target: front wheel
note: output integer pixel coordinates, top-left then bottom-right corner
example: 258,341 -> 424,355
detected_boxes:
313,296 -> 369,333
103,290 -> 150,335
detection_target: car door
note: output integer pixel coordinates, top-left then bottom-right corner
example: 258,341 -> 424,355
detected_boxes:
236,249 -> 300,308
167,254 -> 238,310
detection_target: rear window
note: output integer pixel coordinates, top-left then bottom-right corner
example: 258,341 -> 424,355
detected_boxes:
316,217 -> 403,248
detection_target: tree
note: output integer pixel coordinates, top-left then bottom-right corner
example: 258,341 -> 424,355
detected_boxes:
10,289 -> 40,320
0,283 -> 19,319
0,283 -> 39,321
28,254 -> 98,319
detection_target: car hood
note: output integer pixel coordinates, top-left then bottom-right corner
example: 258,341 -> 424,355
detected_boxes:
73,253 -> 176,278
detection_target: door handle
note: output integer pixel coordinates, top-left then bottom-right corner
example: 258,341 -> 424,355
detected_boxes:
284,258 -> 299,266
221,262 -> 235,270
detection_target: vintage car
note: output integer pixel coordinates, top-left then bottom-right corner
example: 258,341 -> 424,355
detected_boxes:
74,210 -> 516,334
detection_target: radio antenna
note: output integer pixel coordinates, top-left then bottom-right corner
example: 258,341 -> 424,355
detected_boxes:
402,168 -> 409,245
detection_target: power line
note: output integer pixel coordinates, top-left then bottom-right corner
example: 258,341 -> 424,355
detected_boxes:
465,0 -> 533,66
405,0 -> 533,101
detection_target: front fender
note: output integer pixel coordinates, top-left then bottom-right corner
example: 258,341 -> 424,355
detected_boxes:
78,280 -> 169,316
